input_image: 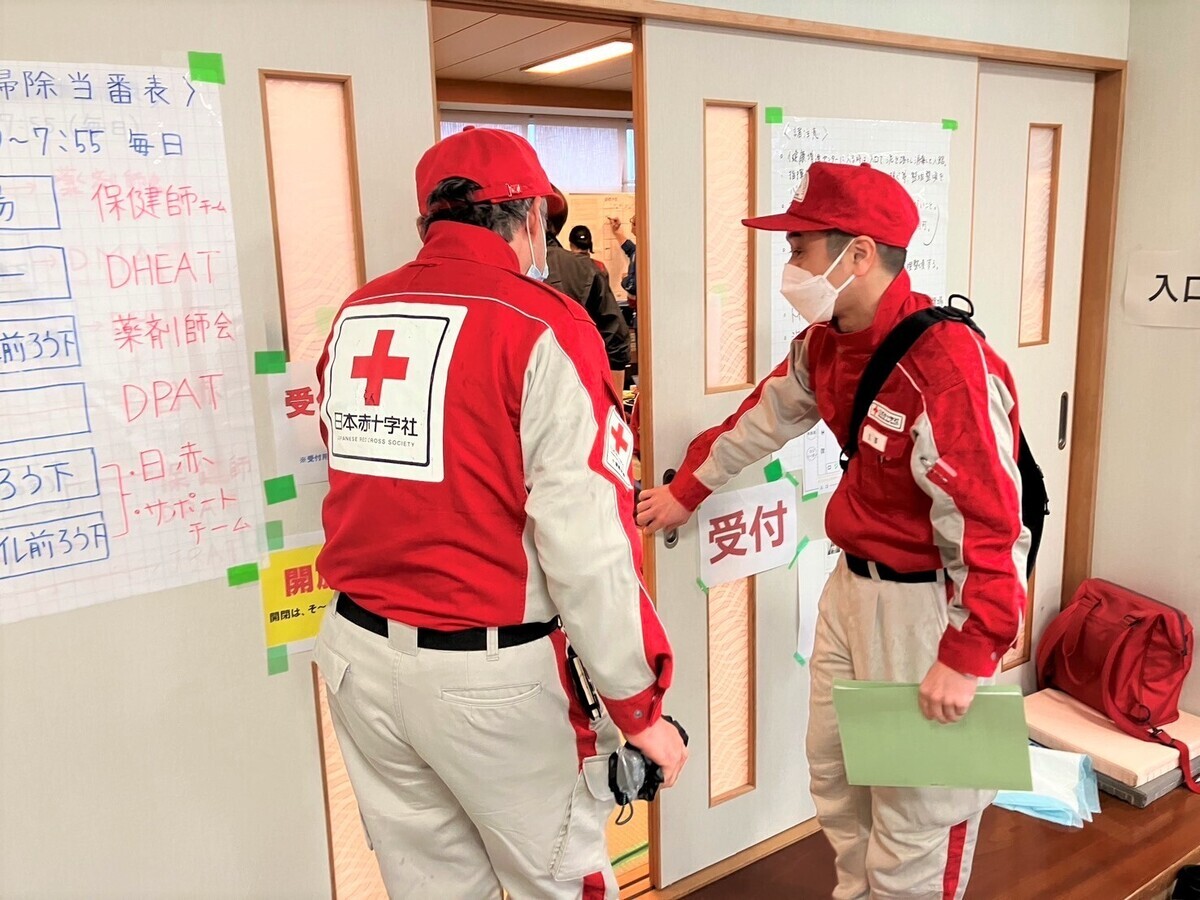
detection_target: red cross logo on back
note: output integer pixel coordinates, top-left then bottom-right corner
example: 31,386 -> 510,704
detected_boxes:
351,330 -> 409,406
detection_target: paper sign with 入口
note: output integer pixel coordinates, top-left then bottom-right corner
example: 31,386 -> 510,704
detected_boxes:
697,480 -> 798,588
1123,250 -> 1200,328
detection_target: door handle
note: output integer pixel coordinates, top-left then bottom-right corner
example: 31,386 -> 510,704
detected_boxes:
1058,392 -> 1069,450
662,469 -> 679,549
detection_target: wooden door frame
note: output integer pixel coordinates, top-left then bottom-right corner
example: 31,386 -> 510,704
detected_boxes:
431,0 -> 1127,891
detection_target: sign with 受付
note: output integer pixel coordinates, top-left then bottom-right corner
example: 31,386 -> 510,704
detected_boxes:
268,371 -> 328,485
0,61 -> 263,624
697,480 -> 799,588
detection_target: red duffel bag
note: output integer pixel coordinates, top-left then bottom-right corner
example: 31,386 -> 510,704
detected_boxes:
1036,578 -> 1198,792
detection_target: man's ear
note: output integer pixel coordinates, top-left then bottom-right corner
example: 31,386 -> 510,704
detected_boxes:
415,216 -> 427,242
850,236 -> 877,275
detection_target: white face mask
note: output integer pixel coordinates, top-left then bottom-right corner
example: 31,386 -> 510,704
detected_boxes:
525,209 -> 549,282
780,241 -> 855,324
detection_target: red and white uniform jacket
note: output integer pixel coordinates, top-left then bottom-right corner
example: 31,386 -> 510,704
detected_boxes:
670,271 -> 1029,677
316,221 -> 672,734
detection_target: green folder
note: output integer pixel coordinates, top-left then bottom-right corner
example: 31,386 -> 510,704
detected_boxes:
831,680 -> 1033,791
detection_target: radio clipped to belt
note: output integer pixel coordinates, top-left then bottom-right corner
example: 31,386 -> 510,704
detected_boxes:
566,645 -> 689,825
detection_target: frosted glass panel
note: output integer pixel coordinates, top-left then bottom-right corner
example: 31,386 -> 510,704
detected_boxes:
440,120 -> 524,140
708,577 -> 755,803
534,124 -> 623,193
704,104 -> 753,390
1019,125 -> 1060,346
263,76 -> 363,362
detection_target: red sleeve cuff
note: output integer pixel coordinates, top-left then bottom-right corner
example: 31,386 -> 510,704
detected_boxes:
603,684 -> 664,736
669,468 -> 711,512
937,627 -> 1003,678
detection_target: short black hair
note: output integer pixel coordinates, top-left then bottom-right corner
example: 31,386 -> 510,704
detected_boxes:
568,224 -> 593,252
825,229 -> 907,275
419,177 -> 534,241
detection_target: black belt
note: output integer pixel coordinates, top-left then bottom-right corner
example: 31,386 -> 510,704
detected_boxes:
335,593 -> 560,651
845,554 -> 942,584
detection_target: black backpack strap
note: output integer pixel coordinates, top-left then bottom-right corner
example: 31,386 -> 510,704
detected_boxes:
839,304 -> 984,472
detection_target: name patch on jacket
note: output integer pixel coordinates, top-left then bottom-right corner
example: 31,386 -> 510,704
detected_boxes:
320,301 -> 466,482
868,401 -> 906,433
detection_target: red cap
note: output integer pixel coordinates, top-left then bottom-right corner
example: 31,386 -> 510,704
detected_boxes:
743,162 -> 919,248
415,126 -> 553,215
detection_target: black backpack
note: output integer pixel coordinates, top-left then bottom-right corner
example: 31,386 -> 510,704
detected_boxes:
839,297 -> 1049,578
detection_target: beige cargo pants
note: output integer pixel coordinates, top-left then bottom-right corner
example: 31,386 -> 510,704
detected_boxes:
808,559 -> 996,900
315,597 -> 621,899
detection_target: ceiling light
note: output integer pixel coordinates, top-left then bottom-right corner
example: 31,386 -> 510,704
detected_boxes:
523,40 -> 633,76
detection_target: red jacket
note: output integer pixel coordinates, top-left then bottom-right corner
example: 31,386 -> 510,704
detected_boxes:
670,272 -> 1028,677
315,221 -> 672,733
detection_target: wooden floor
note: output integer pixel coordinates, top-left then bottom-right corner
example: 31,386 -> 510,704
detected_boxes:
687,789 -> 1200,899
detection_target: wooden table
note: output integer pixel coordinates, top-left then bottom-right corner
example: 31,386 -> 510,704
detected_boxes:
687,789 -> 1200,899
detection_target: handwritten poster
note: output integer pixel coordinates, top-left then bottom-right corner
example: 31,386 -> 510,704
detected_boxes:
769,118 -> 952,479
697,480 -> 798,588
564,192 -> 636,303
0,61 -> 263,623
261,537 -> 332,651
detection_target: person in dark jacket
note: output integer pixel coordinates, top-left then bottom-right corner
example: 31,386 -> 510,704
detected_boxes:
546,189 -> 629,394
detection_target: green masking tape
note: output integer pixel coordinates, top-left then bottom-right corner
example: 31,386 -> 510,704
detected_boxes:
942,118 -> 959,131
267,645 -> 289,676
254,350 -> 286,375
227,562 -> 259,586
265,520 -> 285,552
764,459 -> 785,482
188,51 -> 226,85
264,475 -> 297,505
788,535 -> 811,569
765,106 -> 784,124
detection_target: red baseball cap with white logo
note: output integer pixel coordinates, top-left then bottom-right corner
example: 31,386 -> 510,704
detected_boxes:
743,162 -> 920,248
415,126 -> 554,215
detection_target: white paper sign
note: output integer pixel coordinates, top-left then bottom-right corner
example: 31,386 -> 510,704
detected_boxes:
769,117 -> 952,485
268,371 -> 328,485
795,539 -> 842,664
1123,250 -> 1200,328
697,480 -> 798,588
0,61 -> 263,624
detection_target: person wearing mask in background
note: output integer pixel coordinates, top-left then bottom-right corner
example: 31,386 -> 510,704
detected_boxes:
314,127 -> 686,900
546,187 -> 629,396
636,162 -> 1028,900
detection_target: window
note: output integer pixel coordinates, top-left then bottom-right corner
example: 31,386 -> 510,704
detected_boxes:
439,112 -> 635,194
1019,125 -> 1061,347
261,72 -> 365,362
704,102 -> 755,390
708,578 -> 756,804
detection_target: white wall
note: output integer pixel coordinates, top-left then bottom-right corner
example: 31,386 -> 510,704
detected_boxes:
0,1 -> 434,897
1092,0 -> 1200,710
667,0 -> 1130,60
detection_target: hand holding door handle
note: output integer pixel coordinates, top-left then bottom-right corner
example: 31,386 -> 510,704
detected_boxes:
635,469 -> 690,548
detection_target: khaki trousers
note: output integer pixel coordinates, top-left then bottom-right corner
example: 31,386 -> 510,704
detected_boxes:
808,560 -> 995,900
315,598 -> 621,899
